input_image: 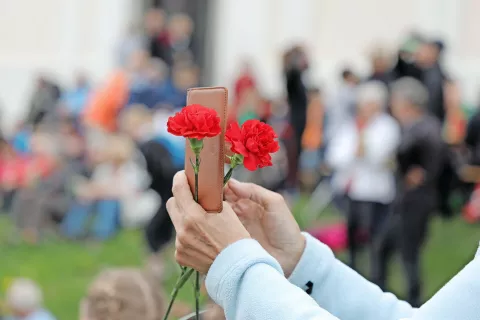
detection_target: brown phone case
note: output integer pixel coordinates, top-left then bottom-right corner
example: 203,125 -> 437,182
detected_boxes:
184,87 -> 228,213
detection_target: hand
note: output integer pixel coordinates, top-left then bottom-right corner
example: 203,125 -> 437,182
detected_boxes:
224,179 -> 305,277
167,171 -> 250,274
406,166 -> 425,188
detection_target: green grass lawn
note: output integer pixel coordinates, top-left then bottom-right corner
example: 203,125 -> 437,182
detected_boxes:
0,212 -> 479,319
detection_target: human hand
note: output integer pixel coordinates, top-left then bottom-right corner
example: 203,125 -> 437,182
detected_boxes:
406,166 -> 425,188
224,179 -> 305,277
167,171 -> 250,274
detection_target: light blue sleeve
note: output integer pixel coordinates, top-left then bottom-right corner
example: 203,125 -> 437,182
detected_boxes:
411,244 -> 480,320
206,239 -> 340,320
288,233 -> 415,320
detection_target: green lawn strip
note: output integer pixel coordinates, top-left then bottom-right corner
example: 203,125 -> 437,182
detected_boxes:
0,211 -> 478,319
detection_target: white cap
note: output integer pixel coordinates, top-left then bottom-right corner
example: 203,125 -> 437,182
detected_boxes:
6,278 -> 43,313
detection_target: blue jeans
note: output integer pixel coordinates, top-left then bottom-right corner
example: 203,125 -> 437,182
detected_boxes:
62,199 -> 120,240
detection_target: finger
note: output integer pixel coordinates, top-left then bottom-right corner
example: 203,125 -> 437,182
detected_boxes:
227,179 -> 281,208
223,184 -> 239,203
177,237 -> 218,262
232,199 -> 262,220
172,170 -> 198,212
166,197 -> 183,228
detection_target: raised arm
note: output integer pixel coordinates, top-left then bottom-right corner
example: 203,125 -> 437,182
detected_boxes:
167,172 -> 339,320
225,179 -> 415,320
206,239 -> 340,320
288,233 -> 415,320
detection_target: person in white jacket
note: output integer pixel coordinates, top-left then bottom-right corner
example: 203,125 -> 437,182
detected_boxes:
326,80 -> 401,271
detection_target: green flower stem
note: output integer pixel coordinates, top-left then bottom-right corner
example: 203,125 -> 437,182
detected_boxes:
223,167 -> 234,185
163,140 -> 204,320
195,271 -> 200,319
194,152 -> 200,319
162,268 -> 195,320
223,154 -> 244,185
194,154 -> 199,203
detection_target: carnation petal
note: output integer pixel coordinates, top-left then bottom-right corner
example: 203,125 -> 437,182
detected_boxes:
243,154 -> 258,171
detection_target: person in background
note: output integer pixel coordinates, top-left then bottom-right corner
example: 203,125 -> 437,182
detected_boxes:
60,73 -> 91,118
119,105 -> 180,253
11,123 -> 31,155
25,76 -> 61,128
378,77 -> 444,306
300,88 -> 325,191
127,56 -> 168,109
62,134 -> 155,239
145,7 -> 172,66
0,137 -> 23,212
367,47 -> 394,85
80,268 -> 165,320
415,39 -> 448,123
463,95 -> 480,168
127,49 -> 153,95
324,68 -> 359,144
284,46 -> 310,194
147,58 -> 168,88
228,60 -> 257,125
327,81 -> 400,270
83,67 -> 129,133
168,13 -> 195,65
234,60 -> 256,106
5,279 -> 56,320
161,62 -> 199,109
10,131 -> 59,244
391,33 -> 424,81
416,39 -> 457,219
236,87 -> 263,125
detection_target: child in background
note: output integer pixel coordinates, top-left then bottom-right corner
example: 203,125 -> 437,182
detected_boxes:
5,278 -> 56,320
62,134 -> 156,239
161,62 -> 199,109
80,268 -> 166,320
10,131 -> 60,244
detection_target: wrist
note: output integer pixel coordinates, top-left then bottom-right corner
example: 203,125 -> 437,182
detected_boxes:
284,234 -> 306,278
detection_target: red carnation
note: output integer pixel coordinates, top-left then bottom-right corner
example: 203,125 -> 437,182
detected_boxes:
167,104 -> 221,139
225,119 -> 280,171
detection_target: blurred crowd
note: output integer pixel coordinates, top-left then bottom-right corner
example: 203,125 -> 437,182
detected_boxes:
279,34 -> 478,309
2,4 -> 480,320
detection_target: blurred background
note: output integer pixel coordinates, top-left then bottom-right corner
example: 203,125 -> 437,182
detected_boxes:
1,0 -> 480,319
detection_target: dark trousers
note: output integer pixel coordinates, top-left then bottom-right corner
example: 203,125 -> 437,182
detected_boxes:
347,200 -> 390,271
145,200 -> 174,253
372,198 -> 432,307
286,121 -> 305,189
437,157 -> 455,218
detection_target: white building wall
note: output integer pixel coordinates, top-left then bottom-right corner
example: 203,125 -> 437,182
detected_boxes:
209,0 -> 480,106
0,0 -> 139,132
0,0 -> 480,132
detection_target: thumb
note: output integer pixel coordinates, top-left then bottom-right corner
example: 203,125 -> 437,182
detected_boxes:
227,179 -> 282,208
